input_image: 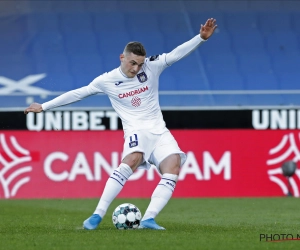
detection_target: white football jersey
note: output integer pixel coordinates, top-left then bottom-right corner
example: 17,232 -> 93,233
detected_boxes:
88,53 -> 169,136
42,35 -> 205,137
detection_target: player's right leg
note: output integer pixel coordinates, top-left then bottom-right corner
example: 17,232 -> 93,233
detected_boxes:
83,152 -> 143,230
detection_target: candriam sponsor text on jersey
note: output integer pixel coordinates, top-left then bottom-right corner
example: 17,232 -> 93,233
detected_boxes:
118,86 -> 149,99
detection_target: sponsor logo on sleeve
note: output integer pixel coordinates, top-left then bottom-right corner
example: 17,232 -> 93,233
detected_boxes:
149,55 -> 159,61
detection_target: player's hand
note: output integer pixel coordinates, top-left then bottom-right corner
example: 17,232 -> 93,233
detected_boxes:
24,103 -> 43,114
200,18 -> 217,40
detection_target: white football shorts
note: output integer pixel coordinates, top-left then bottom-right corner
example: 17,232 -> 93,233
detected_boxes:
122,130 -> 186,172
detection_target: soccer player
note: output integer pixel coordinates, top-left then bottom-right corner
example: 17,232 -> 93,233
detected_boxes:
24,18 -> 217,230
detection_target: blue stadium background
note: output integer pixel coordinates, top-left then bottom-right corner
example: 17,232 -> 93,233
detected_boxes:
0,0 -> 300,110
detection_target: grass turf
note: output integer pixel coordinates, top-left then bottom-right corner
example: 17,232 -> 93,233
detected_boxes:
0,198 -> 300,250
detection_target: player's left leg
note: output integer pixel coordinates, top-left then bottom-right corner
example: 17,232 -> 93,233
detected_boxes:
139,154 -> 181,230
139,131 -> 186,230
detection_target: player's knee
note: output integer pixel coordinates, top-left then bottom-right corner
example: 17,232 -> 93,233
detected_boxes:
165,165 -> 180,175
122,152 -> 143,171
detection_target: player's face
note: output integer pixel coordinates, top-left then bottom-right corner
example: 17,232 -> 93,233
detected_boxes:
120,52 -> 145,78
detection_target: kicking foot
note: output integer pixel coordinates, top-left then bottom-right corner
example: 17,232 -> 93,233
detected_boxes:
138,218 -> 165,230
83,214 -> 102,230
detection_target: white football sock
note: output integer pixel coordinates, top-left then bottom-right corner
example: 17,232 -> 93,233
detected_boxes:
142,173 -> 178,221
93,163 -> 133,217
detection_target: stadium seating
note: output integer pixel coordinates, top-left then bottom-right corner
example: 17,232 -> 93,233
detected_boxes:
0,0 -> 300,108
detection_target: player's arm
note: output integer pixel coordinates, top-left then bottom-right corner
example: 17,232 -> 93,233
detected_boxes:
24,78 -> 103,114
165,18 -> 217,65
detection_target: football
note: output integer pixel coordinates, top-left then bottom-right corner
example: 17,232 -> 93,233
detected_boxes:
112,203 -> 142,229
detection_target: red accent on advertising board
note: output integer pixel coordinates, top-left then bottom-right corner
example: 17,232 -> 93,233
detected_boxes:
1,130 -> 300,199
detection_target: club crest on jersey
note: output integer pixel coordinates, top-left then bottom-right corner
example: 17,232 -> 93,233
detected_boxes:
137,72 -> 148,83
129,134 -> 138,148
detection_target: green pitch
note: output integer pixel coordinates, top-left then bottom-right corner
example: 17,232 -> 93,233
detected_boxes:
1,198 -> 300,250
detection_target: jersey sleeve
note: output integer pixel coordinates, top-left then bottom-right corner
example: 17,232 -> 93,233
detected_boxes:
146,35 -> 206,76
146,53 -> 169,75
165,35 -> 206,65
88,75 -> 106,93
42,76 -> 104,111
